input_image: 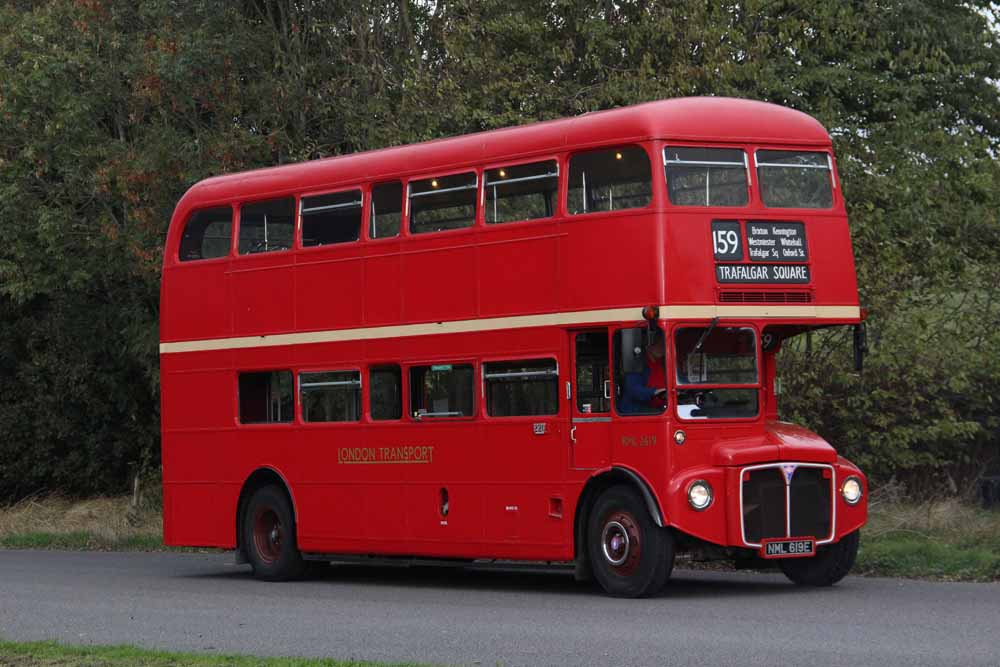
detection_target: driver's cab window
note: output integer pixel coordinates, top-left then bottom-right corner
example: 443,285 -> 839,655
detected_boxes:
614,327 -> 667,416
674,326 -> 759,419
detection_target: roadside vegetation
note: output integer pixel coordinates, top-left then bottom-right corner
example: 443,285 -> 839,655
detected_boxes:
0,495 -> 161,552
2,491 -> 997,582
0,640 -> 426,667
1,1 -> 999,506
855,486 -> 1000,582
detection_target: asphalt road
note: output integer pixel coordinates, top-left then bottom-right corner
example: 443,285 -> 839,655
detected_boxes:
0,550 -> 998,666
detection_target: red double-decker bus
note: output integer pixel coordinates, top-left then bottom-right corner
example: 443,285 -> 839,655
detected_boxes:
160,97 -> 868,597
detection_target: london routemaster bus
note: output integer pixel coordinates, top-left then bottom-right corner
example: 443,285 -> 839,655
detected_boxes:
160,97 -> 868,597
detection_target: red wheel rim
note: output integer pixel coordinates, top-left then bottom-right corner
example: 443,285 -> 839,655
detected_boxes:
252,506 -> 283,565
601,511 -> 642,576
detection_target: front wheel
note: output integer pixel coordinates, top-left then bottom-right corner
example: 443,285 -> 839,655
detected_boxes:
242,485 -> 306,581
779,530 -> 860,586
587,485 -> 674,597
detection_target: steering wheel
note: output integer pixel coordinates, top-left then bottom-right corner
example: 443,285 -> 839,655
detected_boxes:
694,390 -> 718,410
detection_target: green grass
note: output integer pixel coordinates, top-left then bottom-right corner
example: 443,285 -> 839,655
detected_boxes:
855,498 -> 1000,582
0,640 -> 429,667
0,531 -> 164,551
857,535 -> 1000,581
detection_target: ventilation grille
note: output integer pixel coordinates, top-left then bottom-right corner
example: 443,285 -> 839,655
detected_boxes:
719,291 -> 812,304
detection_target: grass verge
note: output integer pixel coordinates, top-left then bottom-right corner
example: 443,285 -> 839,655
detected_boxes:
2,492 -> 998,581
0,640 -> 427,666
0,495 -> 163,551
855,495 -> 1000,582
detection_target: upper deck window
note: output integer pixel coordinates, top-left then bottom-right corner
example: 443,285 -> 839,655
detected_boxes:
484,160 -> 558,224
756,150 -> 833,209
409,172 -> 477,234
371,181 -> 402,239
238,198 -> 295,254
664,147 -> 748,207
179,207 -> 232,261
301,190 -> 362,247
568,146 -> 651,215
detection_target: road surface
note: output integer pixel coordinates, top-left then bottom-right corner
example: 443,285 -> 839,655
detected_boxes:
0,550 -> 998,666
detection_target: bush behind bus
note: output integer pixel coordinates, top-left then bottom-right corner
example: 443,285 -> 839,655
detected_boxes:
0,0 -> 997,501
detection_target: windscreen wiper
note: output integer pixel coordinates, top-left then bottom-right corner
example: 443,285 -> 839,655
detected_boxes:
693,316 -> 720,353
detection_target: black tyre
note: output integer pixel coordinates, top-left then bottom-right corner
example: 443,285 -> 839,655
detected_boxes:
242,485 -> 306,581
587,485 -> 674,598
779,530 -> 860,586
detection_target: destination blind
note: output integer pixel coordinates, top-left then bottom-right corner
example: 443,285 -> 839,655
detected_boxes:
715,263 -> 810,284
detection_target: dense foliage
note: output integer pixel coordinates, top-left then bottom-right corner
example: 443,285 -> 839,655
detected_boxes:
1,1 -> 998,499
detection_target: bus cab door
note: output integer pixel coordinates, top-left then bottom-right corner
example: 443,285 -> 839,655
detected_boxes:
569,330 -> 613,469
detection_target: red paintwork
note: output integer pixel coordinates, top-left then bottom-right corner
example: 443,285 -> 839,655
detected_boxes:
160,97 -> 867,562
711,422 -> 837,466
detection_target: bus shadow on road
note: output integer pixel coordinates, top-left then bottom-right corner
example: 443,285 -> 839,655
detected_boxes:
198,561 -> 816,599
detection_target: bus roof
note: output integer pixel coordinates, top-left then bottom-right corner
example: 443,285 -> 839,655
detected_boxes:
180,97 -> 831,207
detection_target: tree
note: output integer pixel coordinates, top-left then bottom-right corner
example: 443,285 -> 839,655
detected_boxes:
1,0 -> 997,498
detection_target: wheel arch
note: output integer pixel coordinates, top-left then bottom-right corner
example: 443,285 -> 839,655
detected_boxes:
573,466 -> 666,566
235,467 -> 298,560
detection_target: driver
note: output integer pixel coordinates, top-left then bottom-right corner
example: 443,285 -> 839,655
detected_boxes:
620,329 -> 667,414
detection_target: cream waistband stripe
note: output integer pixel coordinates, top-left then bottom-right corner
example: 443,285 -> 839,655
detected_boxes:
159,305 -> 860,354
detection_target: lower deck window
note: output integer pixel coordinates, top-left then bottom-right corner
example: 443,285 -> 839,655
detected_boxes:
370,365 -> 402,420
484,359 -> 558,416
410,364 -> 474,418
300,371 -> 361,422
239,371 -> 293,423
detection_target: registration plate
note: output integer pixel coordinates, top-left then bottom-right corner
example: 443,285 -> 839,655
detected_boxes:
760,537 -> 815,559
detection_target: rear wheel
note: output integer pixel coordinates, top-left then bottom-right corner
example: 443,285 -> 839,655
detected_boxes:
587,485 -> 674,597
242,485 -> 306,581
779,530 -> 859,586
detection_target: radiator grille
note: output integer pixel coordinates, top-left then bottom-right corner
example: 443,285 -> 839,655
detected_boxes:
741,468 -> 787,543
741,464 -> 834,545
719,291 -> 812,303
790,467 -> 833,539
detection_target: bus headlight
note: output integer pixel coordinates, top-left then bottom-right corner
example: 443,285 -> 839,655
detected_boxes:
842,476 -> 862,505
687,480 -> 713,511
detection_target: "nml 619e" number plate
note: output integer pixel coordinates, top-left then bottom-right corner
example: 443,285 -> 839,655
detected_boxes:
760,537 -> 816,559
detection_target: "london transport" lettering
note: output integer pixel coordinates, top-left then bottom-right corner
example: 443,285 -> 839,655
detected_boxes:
337,445 -> 435,465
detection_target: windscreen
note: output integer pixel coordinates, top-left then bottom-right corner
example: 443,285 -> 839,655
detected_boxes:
674,327 -> 758,419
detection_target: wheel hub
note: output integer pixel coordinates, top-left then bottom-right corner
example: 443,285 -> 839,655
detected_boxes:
253,507 -> 283,565
600,511 -> 642,576
602,521 -> 630,565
